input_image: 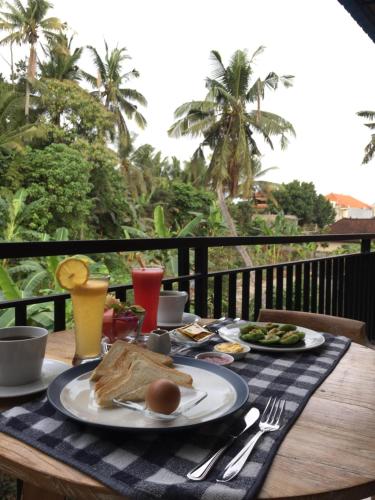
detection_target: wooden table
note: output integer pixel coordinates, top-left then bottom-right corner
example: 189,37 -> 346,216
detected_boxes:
0,330 -> 374,500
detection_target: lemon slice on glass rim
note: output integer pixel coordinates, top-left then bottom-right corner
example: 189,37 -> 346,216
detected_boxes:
56,257 -> 89,290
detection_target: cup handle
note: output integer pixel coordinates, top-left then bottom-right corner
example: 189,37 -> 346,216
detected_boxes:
184,292 -> 188,304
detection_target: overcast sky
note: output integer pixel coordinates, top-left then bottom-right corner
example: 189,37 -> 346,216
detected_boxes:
2,0 -> 375,203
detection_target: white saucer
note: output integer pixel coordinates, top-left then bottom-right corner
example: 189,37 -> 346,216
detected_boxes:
0,359 -> 70,398
157,312 -> 201,329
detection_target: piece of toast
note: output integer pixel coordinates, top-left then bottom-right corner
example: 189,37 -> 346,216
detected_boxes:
90,340 -> 173,382
95,357 -> 193,407
95,349 -> 154,391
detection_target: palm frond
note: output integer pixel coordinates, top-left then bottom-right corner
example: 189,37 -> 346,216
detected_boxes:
357,110 -> 375,120
119,87 -> 147,106
209,50 -> 227,84
86,45 -> 106,84
362,135 -> 375,164
249,45 -> 265,63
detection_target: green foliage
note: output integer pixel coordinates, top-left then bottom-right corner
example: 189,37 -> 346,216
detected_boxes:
72,139 -> 131,238
0,81 -> 38,152
250,213 -> 317,265
36,79 -> 114,141
0,188 -> 41,241
169,47 -> 295,199
83,42 -> 147,154
39,32 -> 83,82
272,180 -> 335,228
123,204 -> 204,275
13,143 -> 93,236
150,182 -> 215,232
229,200 -> 255,236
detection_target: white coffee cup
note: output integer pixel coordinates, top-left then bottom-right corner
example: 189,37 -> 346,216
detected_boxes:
0,326 -> 48,386
157,291 -> 188,325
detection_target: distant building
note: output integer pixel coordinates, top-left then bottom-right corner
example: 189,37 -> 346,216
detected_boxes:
329,218 -> 375,234
325,193 -> 375,221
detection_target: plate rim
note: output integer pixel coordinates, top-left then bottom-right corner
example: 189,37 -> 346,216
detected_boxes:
47,356 -> 249,432
157,312 -> 201,329
219,322 -> 326,353
0,358 -> 70,398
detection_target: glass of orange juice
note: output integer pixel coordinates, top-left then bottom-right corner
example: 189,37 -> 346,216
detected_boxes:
71,274 -> 109,365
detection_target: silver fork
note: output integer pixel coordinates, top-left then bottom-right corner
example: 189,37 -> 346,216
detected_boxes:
217,397 -> 285,482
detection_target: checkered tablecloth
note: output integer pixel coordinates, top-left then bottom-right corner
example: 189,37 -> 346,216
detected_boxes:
0,333 -> 350,500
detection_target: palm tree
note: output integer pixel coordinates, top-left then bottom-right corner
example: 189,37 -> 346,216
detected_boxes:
39,31 -> 82,81
82,42 -> 147,155
169,47 -> 295,265
357,110 -> 375,164
0,0 -> 64,119
0,84 -> 36,151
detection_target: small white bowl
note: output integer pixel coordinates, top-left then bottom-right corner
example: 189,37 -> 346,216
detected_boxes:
195,351 -> 234,366
213,342 -> 250,360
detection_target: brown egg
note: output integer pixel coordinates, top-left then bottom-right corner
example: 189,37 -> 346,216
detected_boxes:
145,379 -> 181,414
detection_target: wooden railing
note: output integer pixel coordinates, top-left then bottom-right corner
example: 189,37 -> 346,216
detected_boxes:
0,234 -> 374,341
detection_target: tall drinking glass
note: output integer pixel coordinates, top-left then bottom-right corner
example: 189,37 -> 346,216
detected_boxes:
71,274 -> 109,365
132,267 -> 164,333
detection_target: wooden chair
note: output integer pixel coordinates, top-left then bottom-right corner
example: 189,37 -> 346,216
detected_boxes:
257,309 -> 371,347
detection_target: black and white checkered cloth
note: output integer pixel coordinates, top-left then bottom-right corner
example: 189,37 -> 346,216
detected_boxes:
0,334 -> 350,500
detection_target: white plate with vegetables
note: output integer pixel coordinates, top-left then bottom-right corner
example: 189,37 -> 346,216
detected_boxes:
218,322 -> 326,353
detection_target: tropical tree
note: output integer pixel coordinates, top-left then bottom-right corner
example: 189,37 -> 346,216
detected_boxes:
0,0 -> 64,118
357,110 -> 375,164
182,153 -> 207,187
169,47 -> 295,265
0,83 -> 37,151
83,42 -> 147,155
39,31 -> 82,81
272,180 -> 335,228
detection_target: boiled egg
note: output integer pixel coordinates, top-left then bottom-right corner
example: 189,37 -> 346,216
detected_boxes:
145,379 -> 181,414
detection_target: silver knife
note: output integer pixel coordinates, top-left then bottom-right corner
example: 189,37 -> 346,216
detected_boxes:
187,407 -> 260,481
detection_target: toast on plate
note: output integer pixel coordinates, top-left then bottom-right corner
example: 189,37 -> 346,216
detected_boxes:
90,340 -> 173,382
95,357 -> 193,407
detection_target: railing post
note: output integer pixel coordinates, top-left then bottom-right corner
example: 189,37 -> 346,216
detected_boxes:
361,238 -> 371,253
178,247 -> 190,310
54,296 -> 66,332
194,245 -> 208,317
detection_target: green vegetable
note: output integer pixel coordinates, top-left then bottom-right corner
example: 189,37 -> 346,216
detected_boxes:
268,327 -> 279,335
259,335 -> 280,344
295,331 -> 305,340
240,330 -> 264,342
280,333 -> 300,345
279,324 -> 297,332
265,323 -> 279,330
240,323 -> 257,335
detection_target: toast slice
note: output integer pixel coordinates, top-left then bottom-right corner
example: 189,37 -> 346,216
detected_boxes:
95,350 -> 151,391
95,358 -> 193,407
90,340 -> 173,382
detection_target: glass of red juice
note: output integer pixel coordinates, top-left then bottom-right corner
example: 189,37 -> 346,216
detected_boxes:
131,267 -> 164,333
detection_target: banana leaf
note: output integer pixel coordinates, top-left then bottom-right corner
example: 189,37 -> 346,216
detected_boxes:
0,265 -> 21,300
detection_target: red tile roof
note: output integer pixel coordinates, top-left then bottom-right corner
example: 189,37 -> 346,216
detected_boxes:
326,193 -> 372,209
329,218 -> 375,234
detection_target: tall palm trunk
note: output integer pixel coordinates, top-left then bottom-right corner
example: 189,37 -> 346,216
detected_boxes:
10,41 -> 14,87
216,186 -> 253,267
25,42 -> 37,119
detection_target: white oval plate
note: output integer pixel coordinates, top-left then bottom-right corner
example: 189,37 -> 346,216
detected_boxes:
0,359 -> 70,398
157,312 -> 200,329
48,357 -> 249,431
219,322 -> 326,353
